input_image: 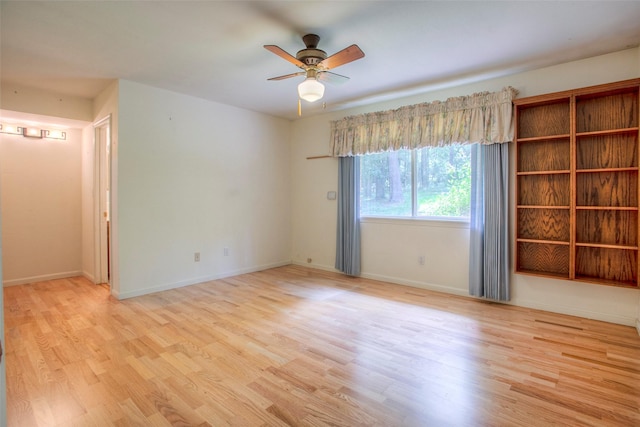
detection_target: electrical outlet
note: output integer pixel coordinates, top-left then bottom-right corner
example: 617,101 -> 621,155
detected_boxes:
223,247 -> 229,256
194,252 -> 200,262
307,258 -> 312,263
419,255 -> 425,265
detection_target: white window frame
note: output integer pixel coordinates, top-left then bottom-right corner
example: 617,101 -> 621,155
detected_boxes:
360,146 -> 471,222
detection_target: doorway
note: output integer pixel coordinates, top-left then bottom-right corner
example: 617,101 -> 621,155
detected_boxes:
94,116 -> 111,285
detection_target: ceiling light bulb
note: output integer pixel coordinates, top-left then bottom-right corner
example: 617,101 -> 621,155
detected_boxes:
23,127 -> 43,138
298,78 -> 325,102
45,129 -> 67,140
0,124 -> 22,135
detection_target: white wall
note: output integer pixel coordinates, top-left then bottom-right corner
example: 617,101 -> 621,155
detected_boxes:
1,83 -> 92,122
291,47 -> 640,326
114,80 -> 292,298
0,128 -> 84,285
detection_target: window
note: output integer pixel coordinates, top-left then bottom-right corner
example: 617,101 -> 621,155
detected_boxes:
360,145 -> 471,218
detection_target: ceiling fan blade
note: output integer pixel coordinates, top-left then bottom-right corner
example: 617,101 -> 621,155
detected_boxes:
264,45 -> 305,68
267,71 -> 305,81
318,71 -> 350,84
318,44 -> 364,70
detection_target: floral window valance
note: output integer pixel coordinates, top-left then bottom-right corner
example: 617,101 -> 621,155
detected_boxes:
330,86 -> 518,157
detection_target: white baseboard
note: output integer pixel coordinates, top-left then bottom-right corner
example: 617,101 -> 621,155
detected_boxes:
292,260 -> 470,296
3,271 -> 83,287
360,271 -> 470,297
291,260 -> 336,273
531,299 -> 639,326
509,297 -> 637,327
291,261 -> 637,327
369,274 -> 636,326
82,271 -> 96,284
114,260 -> 292,300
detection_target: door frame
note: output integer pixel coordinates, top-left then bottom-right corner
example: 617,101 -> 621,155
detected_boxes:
93,115 -> 111,286
0,207 -> 6,426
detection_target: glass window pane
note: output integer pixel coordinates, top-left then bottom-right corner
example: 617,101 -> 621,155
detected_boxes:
360,150 -> 412,216
415,144 -> 471,218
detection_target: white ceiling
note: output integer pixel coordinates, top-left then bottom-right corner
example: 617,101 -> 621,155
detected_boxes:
2,1 -> 640,121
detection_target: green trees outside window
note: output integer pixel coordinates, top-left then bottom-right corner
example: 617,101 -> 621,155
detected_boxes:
360,145 -> 471,218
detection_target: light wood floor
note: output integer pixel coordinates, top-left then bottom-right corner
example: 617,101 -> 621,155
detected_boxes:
4,265 -> 640,426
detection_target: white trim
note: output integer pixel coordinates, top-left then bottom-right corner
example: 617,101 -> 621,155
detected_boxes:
3,271 -> 83,287
93,116 -> 111,128
82,271 -> 96,283
292,260 -> 338,273
510,296 -> 637,327
292,260 -> 469,295
359,271 -> 469,296
361,216 -> 470,229
291,259 -> 467,292
113,261 -> 292,300
92,115 -> 112,287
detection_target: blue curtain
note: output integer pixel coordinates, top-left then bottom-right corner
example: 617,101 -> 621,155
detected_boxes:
469,143 -> 510,301
335,156 -> 361,276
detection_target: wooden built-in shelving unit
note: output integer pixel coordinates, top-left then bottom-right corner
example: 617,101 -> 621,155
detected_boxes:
515,79 -> 640,288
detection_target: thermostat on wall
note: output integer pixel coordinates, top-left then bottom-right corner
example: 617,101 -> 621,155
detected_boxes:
327,191 -> 337,200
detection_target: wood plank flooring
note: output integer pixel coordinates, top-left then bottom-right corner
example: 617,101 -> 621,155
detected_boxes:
4,265 -> 640,426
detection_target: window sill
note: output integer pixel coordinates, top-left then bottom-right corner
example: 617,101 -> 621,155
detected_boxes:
360,216 -> 470,229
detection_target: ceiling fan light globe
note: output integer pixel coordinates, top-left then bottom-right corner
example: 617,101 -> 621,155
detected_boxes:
298,78 -> 325,102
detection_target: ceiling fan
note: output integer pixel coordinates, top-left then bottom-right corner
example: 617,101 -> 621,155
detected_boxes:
264,34 -> 365,103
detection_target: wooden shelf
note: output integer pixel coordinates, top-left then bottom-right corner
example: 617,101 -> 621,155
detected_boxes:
517,100 -> 570,139
517,238 -> 570,245
575,206 -> 638,210
575,243 -> 638,250
575,246 -> 637,284
576,209 -> 637,247
576,170 -> 638,208
517,134 -> 571,142
577,132 -> 637,170
517,208 -> 570,242
518,136 -> 569,173
577,167 -> 638,173
515,79 -> 640,288
517,170 -> 570,176
576,127 -> 639,137
517,241 -> 570,276
517,174 -> 570,207
576,90 -> 638,133
517,205 -> 570,209
516,269 -> 570,280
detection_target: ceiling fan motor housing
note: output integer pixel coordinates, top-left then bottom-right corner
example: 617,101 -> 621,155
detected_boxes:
296,48 -> 327,67
297,34 -> 327,67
